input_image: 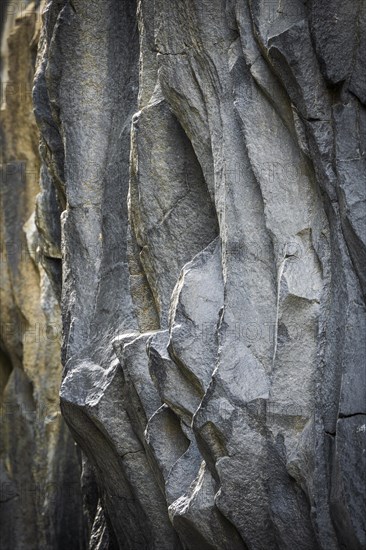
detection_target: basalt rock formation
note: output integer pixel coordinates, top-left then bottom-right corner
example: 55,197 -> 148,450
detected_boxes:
1,0 -> 366,549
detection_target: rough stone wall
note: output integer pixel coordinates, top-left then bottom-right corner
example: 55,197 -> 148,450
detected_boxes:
0,2 -> 85,548
2,0 -> 366,549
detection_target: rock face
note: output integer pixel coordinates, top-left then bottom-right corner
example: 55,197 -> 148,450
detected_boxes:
2,0 -> 366,548
0,2 -> 85,548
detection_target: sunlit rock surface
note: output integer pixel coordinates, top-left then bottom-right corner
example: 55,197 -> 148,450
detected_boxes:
0,1 -> 84,548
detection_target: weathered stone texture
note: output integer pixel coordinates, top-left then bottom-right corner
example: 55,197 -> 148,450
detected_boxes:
1,0 -> 365,548
0,1 -> 85,548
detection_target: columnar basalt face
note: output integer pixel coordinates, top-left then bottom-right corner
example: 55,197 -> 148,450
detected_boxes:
1,0 -> 365,548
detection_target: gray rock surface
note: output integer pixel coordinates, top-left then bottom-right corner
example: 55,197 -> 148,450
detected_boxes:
1,0 -> 365,548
